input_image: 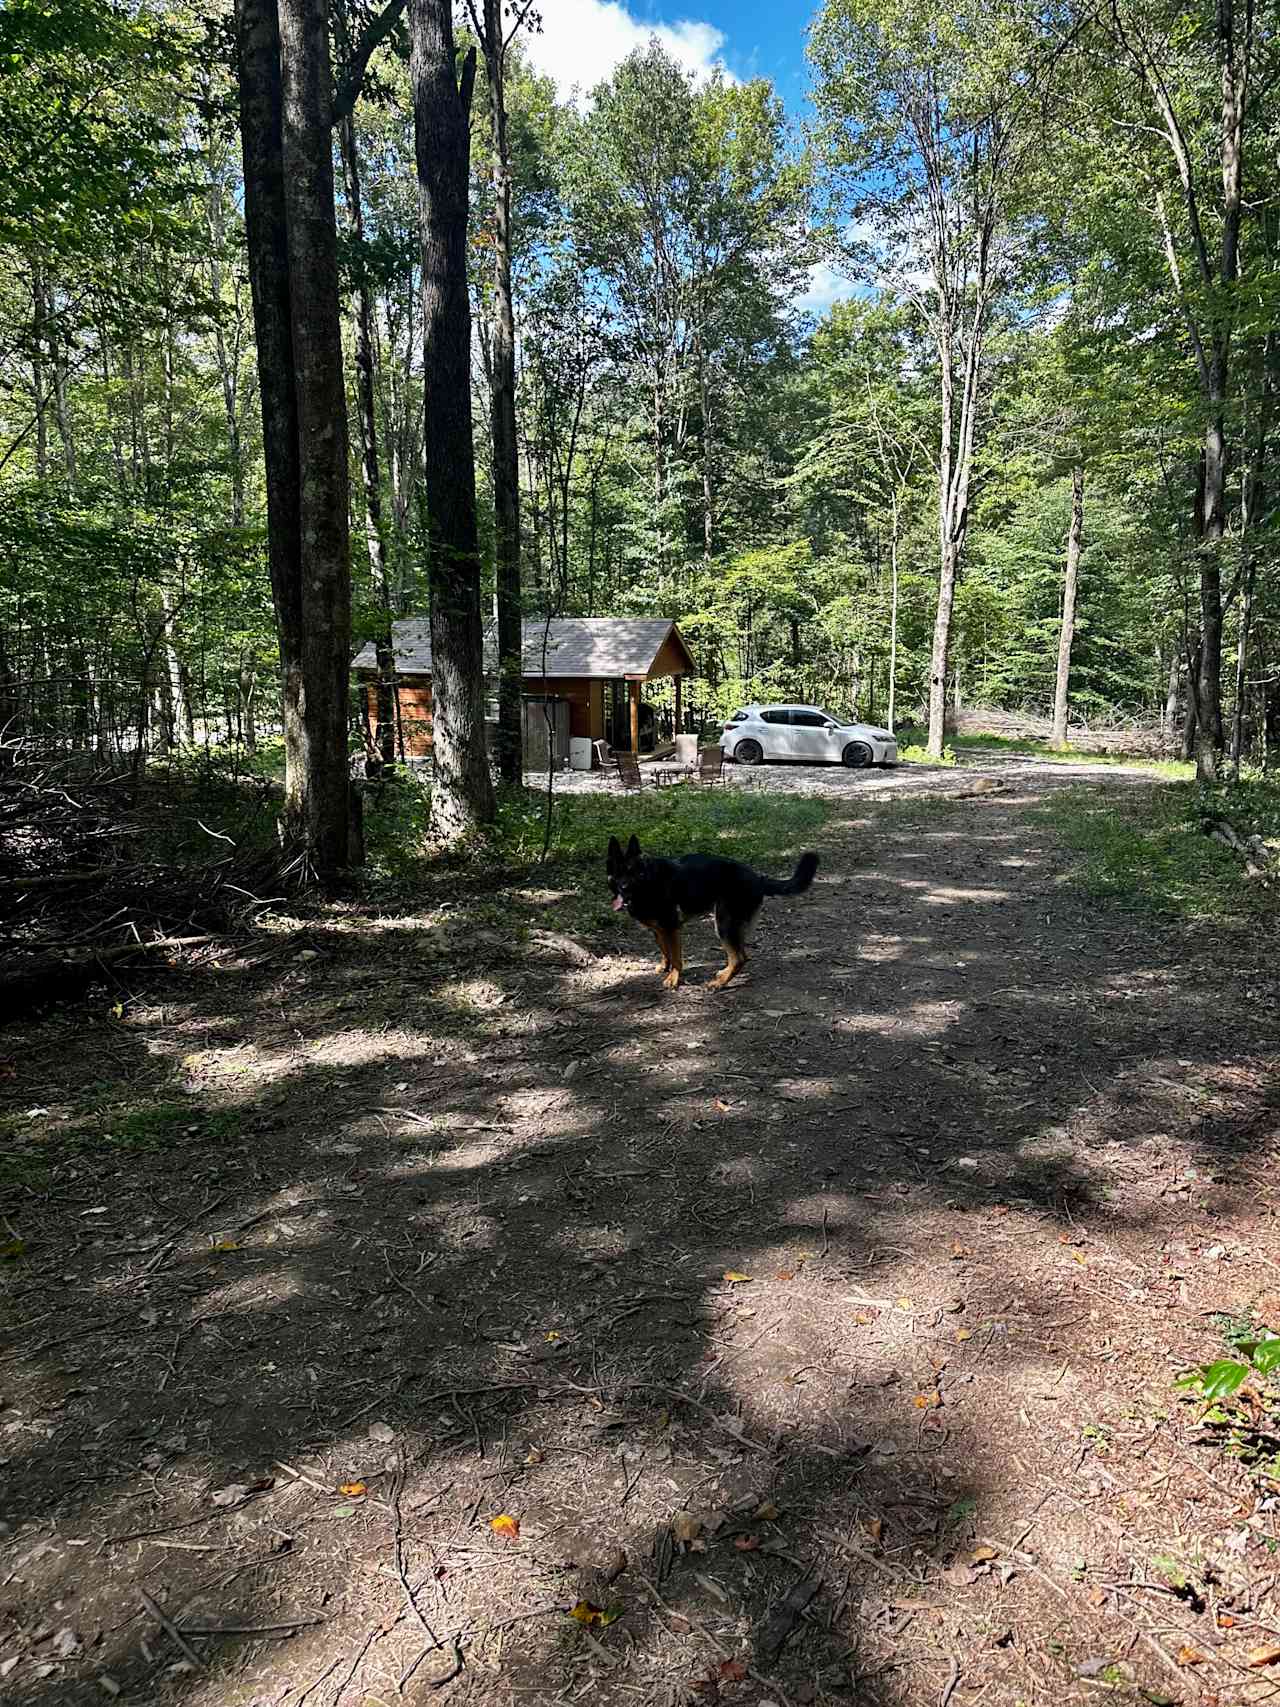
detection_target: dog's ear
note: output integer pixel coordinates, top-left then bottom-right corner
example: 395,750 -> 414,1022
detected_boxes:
606,836 -> 623,873
625,834 -> 641,861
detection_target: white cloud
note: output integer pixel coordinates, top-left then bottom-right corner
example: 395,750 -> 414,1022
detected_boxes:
798,262 -> 861,316
518,0 -> 733,104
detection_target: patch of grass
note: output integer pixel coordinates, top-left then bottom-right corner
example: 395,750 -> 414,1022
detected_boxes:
0,1101 -> 240,1193
1038,780 -> 1280,922
953,732 -> 1193,778
362,770 -> 831,938
364,769 -> 828,878
899,743 -> 956,766
499,780 -> 829,870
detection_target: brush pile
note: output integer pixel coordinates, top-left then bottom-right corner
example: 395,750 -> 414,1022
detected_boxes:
0,742 -> 288,1018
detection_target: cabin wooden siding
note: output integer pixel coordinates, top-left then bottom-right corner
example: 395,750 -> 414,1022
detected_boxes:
364,679 -> 433,757
522,676 -> 604,742
363,674 -> 604,755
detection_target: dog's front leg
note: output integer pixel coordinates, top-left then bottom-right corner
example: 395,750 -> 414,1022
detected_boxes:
649,924 -> 671,974
661,927 -> 683,990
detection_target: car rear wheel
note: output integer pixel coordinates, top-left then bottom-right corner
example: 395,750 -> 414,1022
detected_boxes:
842,741 -> 872,769
734,738 -> 763,766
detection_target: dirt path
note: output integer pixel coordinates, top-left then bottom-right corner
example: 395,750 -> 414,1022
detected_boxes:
2,767 -> 1278,1707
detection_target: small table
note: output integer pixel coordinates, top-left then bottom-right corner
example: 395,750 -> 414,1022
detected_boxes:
650,766 -> 693,786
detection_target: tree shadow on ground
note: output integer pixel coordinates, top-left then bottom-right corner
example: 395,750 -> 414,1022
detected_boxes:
1,775 -> 1277,1706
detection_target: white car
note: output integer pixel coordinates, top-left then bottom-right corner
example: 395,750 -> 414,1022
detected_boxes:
719,704 -> 898,768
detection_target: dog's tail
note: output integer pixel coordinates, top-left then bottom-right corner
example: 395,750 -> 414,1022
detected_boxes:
758,850 -> 820,898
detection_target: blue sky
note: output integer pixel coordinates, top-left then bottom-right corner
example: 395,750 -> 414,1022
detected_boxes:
520,0 -> 816,113
519,0 -> 854,312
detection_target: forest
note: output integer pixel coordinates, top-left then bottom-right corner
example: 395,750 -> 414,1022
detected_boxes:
2,0 -> 1276,868
2,8 -> 1280,1706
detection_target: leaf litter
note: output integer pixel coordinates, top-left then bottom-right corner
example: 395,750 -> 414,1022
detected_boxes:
2,773 -> 1279,1705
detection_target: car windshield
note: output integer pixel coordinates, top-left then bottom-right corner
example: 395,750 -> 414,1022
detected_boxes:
821,709 -> 856,726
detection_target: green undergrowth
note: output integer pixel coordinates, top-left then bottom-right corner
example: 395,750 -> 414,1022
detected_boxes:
1038,780 -> 1280,923
1177,1311 -> 1280,1490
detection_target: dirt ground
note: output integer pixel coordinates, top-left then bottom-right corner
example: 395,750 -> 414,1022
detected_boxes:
2,762 -> 1279,1707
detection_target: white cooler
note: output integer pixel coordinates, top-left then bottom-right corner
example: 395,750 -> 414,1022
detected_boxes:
569,737 -> 594,771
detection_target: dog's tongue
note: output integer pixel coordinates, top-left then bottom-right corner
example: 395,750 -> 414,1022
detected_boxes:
611,894 -> 625,911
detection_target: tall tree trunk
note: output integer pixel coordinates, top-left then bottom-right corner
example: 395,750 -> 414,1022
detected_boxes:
1231,562 -> 1253,773
236,0 -> 305,811
337,100 -> 397,766
887,498 -> 899,733
1163,645 -> 1181,733
698,334 -> 714,561
1181,638 -> 1201,762
1197,395 -> 1226,779
1051,466 -> 1085,751
926,291 -> 986,758
31,257 -> 48,478
205,142 -> 247,526
235,0 -> 357,880
49,282 -> 76,490
279,0 -> 353,875
927,539 -> 959,753
409,0 -> 495,842
239,652 -> 258,752
471,0 -> 523,785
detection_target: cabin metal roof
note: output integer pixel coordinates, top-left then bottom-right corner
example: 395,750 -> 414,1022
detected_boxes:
352,617 -> 692,679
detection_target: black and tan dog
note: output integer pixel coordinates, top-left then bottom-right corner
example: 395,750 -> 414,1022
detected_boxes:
606,834 -> 819,990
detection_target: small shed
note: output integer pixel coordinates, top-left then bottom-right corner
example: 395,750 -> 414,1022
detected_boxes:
352,617 -> 696,760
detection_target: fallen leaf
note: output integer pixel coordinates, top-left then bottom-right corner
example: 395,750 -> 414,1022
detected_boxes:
210,1483 -> 250,1507
775,1269 -> 795,1282
569,1599 -> 619,1627
853,1310 -> 876,1325
1217,1613 -> 1235,1628
339,1482 -> 367,1498
1247,1645 -> 1280,1668
0,1237 -> 25,1260
717,1657 -> 748,1682
733,1534 -> 762,1551
209,1238 -> 240,1253
332,1503 -> 357,1518
864,1516 -> 883,1543
754,1501 -> 780,1521
723,1271 -> 752,1285
951,1243 -> 970,1259
1177,1647 -> 1207,1666
544,1330 -> 561,1342
896,1297 -> 914,1310
913,1391 -> 941,1409
368,1421 -> 395,1444
971,1545 -> 998,1563
52,1628 -> 82,1659
1087,1587 -> 1108,1608
955,1328 -> 973,1343
490,1513 -> 520,1542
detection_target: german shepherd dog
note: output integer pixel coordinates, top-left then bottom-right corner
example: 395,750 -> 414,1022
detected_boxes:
606,834 -> 819,990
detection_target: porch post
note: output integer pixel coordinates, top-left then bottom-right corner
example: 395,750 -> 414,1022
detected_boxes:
630,679 -> 640,754
674,672 -> 682,735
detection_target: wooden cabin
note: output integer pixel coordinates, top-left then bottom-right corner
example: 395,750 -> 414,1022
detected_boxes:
353,617 -> 696,763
